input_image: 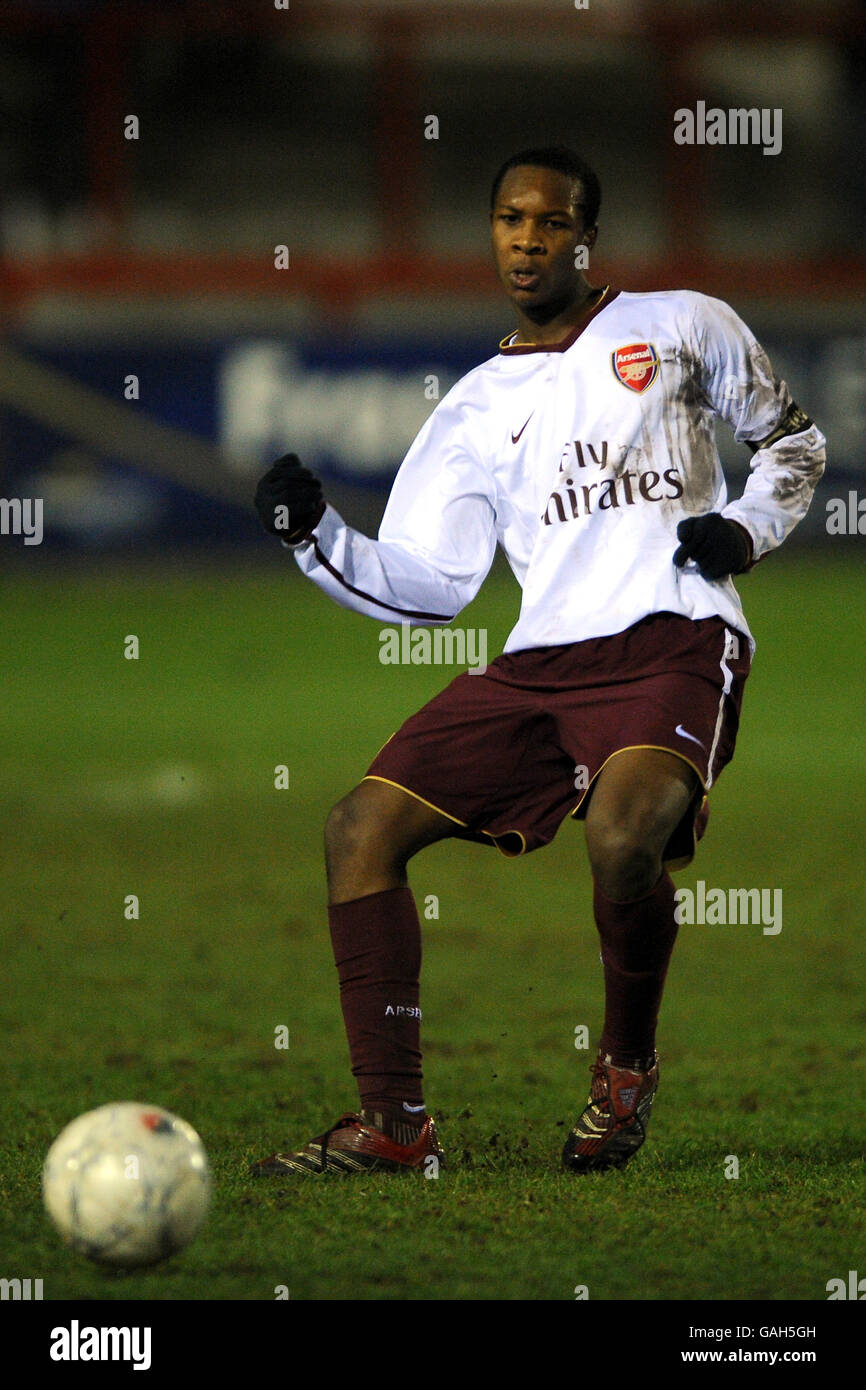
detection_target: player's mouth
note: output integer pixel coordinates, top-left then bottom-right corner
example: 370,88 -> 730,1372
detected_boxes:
509,267 -> 541,291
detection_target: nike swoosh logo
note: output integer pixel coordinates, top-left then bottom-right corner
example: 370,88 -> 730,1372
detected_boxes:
511,412 -> 534,444
675,724 -> 707,751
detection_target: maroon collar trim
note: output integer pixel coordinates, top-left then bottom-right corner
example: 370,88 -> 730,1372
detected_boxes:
499,286 -> 619,355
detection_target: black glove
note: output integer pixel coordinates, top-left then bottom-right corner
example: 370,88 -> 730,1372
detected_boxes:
254,453 -> 325,544
673,513 -> 752,581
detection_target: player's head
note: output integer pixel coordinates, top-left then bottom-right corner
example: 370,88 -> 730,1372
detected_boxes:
489,147 -> 600,316
490,147 -> 600,227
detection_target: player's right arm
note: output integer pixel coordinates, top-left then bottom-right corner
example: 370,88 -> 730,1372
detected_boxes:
254,389 -> 498,626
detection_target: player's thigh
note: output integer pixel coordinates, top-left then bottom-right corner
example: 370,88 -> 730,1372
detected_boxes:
584,747 -> 700,864
326,776 -> 457,865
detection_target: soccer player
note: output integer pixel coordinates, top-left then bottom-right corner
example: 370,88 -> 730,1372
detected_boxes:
252,147 -> 825,1176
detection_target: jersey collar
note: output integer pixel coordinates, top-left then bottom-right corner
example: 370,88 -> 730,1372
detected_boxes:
499,286 -> 619,355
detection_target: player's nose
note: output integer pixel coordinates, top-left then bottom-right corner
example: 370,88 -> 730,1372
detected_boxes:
512,230 -> 543,254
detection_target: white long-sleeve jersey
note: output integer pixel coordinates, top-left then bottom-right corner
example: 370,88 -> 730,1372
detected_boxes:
291,288 -> 826,653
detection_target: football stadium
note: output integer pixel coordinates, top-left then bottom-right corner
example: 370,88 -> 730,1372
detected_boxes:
1,0 -> 864,1332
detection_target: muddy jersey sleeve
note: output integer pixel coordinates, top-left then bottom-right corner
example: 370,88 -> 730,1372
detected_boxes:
688,292 -> 826,559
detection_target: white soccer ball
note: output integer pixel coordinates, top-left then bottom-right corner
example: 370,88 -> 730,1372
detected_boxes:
42,1102 -> 211,1268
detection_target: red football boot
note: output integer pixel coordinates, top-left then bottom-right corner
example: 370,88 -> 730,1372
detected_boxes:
251,1112 -> 445,1176
562,1050 -> 660,1173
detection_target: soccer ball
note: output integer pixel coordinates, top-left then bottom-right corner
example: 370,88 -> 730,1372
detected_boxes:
42,1102 -> 211,1269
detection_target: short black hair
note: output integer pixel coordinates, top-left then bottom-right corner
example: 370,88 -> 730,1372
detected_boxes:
490,147 -> 601,227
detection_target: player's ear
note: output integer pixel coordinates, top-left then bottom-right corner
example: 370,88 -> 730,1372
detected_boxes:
583,224 -> 598,252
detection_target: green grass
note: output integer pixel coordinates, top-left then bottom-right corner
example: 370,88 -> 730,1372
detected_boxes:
1,551 -> 864,1300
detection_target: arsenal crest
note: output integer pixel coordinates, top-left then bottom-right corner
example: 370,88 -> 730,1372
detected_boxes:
612,342 -> 660,393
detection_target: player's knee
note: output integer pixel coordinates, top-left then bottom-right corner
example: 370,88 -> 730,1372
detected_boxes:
586,820 -> 660,902
324,788 -> 368,868
324,784 -> 400,873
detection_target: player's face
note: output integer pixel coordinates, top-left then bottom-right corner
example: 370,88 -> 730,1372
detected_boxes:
490,165 -> 596,314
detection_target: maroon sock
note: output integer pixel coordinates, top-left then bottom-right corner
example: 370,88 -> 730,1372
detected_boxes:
328,886 -> 426,1137
593,873 -> 678,1070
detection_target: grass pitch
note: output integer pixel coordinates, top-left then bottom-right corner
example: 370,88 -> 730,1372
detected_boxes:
2,550 -> 864,1301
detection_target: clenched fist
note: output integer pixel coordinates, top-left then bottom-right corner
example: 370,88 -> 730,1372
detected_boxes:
673,513 -> 752,581
254,453 -> 325,544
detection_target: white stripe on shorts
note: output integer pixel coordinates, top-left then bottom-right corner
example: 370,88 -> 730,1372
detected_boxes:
706,628 -> 736,789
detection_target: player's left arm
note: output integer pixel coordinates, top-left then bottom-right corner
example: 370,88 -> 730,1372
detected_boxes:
683,293 -> 826,572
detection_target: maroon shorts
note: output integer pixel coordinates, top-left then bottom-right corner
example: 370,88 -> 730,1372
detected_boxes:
364,612 -> 751,867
